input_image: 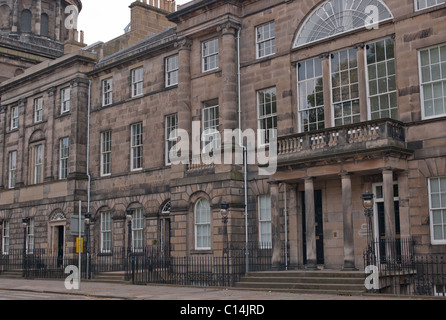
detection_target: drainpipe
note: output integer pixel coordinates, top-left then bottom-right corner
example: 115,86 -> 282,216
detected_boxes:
236,27 -> 249,273
86,79 -> 91,278
86,80 -> 91,219
284,183 -> 288,270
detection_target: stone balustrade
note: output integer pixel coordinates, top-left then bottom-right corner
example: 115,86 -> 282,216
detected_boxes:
277,119 -> 408,164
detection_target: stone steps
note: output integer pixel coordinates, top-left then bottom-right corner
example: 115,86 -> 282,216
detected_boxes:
234,270 -> 366,296
89,271 -> 130,284
0,270 -> 24,279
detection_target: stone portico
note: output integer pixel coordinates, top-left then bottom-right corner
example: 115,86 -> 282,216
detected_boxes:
269,119 -> 414,270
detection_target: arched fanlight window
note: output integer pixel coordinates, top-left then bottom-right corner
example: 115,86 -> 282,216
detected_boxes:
293,0 -> 393,48
161,201 -> 171,214
21,9 -> 32,33
40,13 -> 49,37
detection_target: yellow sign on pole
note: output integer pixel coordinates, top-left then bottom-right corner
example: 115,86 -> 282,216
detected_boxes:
76,237 -> 83,253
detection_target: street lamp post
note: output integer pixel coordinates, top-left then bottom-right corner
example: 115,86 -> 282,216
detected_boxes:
85,212 -> 91,280
220,202 -> 230,287
126,209 -> 134,282
22,218 -> 30,277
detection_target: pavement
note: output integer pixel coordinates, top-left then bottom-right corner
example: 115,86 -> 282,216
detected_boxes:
0,278 -> 440,300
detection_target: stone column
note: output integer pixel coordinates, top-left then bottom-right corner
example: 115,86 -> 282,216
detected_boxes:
176,37 -> 192,133
45,87 -> 57,182
321,53 -> 332,129
68,78 -> 90,179
170,37 -> 193,175
35,0 -> 42,35
382,169 -> 396,263
270,181 -> 281,270
341,172 -> 357,270
17,98 -> 27,187
356,43 -> 368,122
217,21 -> 240,132
382,169 -> 396,239
287,184 -> 301,269
397,171 -> 410,238
305,178 -> 317,269
11,0 -> 18,33
55,0 -> 62,41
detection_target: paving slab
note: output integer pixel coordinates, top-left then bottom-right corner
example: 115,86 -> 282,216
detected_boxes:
0,278 -> 436,300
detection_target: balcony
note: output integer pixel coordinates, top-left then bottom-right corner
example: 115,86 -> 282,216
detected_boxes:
277,119 -> 413,167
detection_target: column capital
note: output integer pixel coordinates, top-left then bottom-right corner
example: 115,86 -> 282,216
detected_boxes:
47,86 -> 57,96
319,52 -> 330,59
175,37 -> 193,51
217,21 -> 241,36
339,170 -> 352,178
354,42 -> 365,50
267,180 -> 280,186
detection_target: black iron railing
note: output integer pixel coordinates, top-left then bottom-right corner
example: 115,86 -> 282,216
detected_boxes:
363,238 -> 446,296
126,242 -> 284,287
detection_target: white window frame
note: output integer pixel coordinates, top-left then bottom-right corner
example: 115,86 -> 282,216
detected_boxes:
131,67 -> 144,98
59,137 -> 69,180
61,87 -> 71,114
34,97 -> 43,123
11,106 -> 18,130
256,21 -> 276,59
102,78 -> 113,107
257,87 -> 278,147
258,195 -> 272,247
33,144 -> 43,185
165,54 -> 179,87
130,123 -> 143,171
101,131 -> 112,176
372,182 -> 400,242
2,221 -> 9,254
202,38 -> 219,72
8,151 -> 17,189
165,114 -> 178,166
297,57 -> 325,133
330,48 -> 360,127
195,198 -> 211,250
26,219 -> 34,254
101,211 -> 112,253
132,208 -> 144,252
428,177 -> 446,245
418,43 -> 446,120
415,0 -> 445,11
202,103 -> 220,153
365,38 -> 398,120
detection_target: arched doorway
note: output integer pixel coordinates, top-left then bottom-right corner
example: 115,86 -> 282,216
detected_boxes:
49,211 -> 66,268
159,201 -> 171,255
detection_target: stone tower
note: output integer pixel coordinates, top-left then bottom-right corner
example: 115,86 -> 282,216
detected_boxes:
0,0 -> 83,83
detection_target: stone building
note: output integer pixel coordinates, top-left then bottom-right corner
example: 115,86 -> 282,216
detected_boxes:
0,0 -> 84,83
1,0 -> 446,273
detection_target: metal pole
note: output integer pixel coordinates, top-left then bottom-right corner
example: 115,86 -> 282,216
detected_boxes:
78,200 -> 81,289
284,184 -> 288,270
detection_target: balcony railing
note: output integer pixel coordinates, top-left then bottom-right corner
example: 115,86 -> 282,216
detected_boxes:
277,119 -> 410,164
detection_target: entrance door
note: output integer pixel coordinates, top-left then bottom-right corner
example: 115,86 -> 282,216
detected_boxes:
302,190 -> 324,265
374,184 -> 401,263
160,218 -> 171,255
56,226 -> 64,268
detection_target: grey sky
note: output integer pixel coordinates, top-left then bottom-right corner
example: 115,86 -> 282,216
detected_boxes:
78,0 -> 190,45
